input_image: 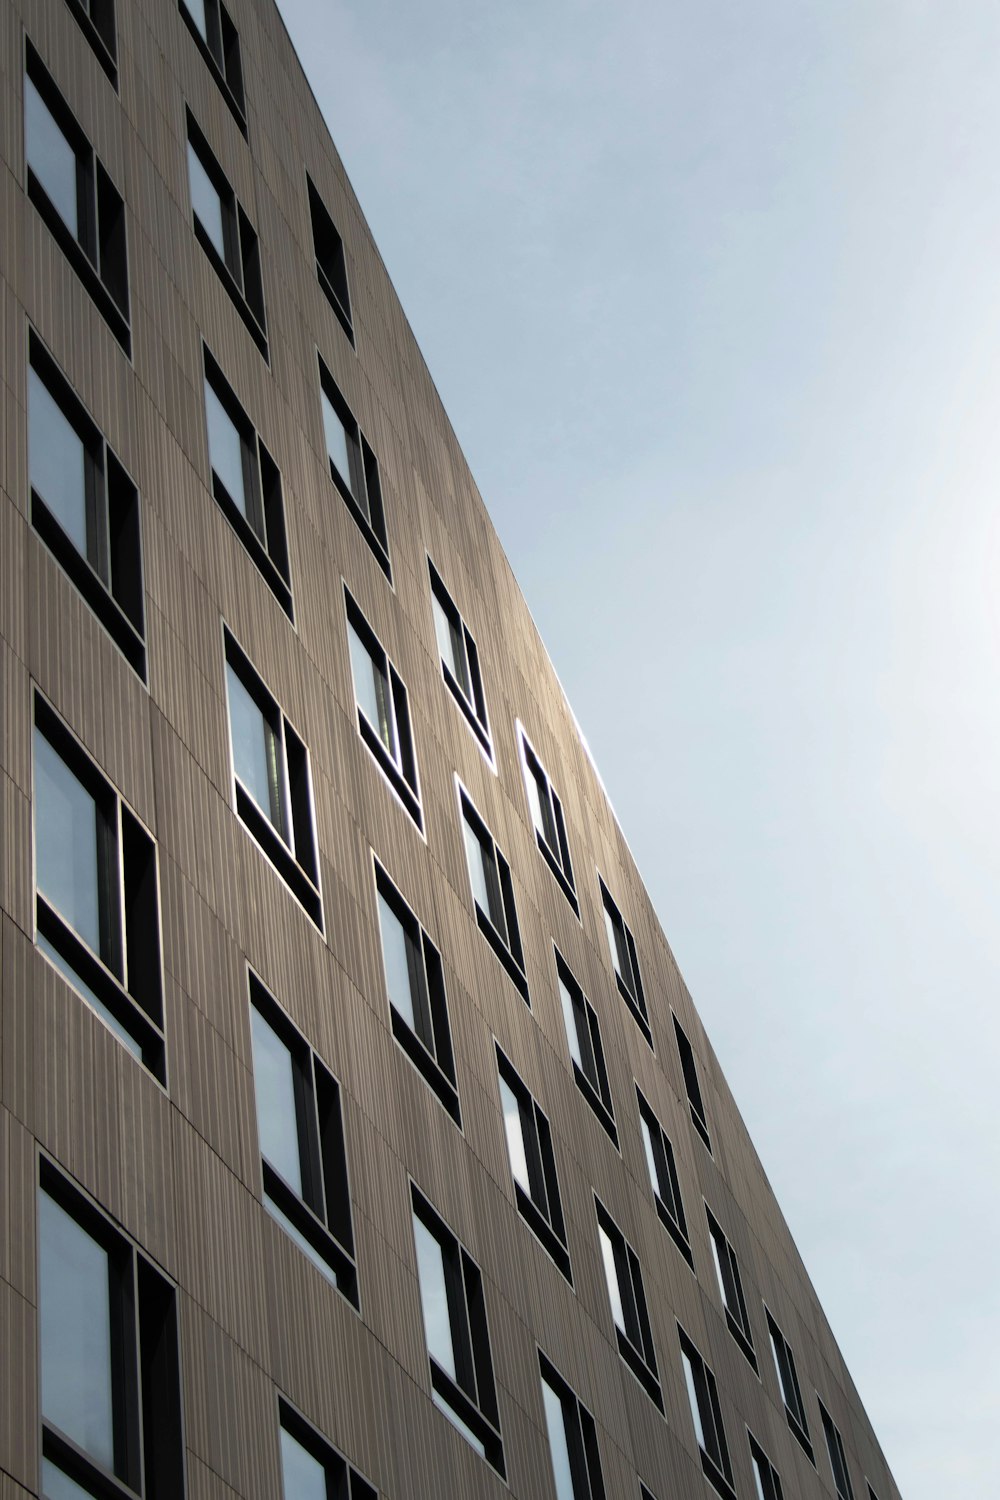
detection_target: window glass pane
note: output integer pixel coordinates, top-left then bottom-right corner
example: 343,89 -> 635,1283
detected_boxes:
227,664 -> 286,836
205,381 -> 249,518
598,1226 -> 626,1334
559,976 -> 583,1070
250,1005 -> 303,1196
682,1352 -> 706,1451
709,1231 -> 729,1307
29,370 -> 88,557
35,732 -> 101,955
413,1216 -> 456,1380
322,394 -> 354,495
39,1191 -> 114,1469
541,1378 -> 576,1500
639,1115 -> 659,1195
279,1426 -> 328,1500
188,141 -> 226,261
499,1077 -> 531,1195
348,623 -> 396,759
184,0 -> 208,39
525,763 -> 548,842
751,1455 -> 769,1500
378,892 -> 416,1032
25,80 -> 79,237
463,818 -> 492,920
432,594 -> 469,697
604,906 -> 629,983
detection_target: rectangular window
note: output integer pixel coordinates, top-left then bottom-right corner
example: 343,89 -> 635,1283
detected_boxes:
635,1085 -> 692,1267
538,1352 -> 606,1500
63,0 -> 118,86
557,949 -> 616,1147
345,591 -> 421,828
178,0 -> 246,134
428,559 -> 492,758
595,1198 -> 662,1410
748,1432 -> 784,1500
673,1014 -> 712,1152
765,1309 -> 814,1463
33,699 -> 164,1078
224,631 -> 322,929
820,1401 -> 856,1500
319,357 -> 390,579
187,114 -> 267,356
496,1045 -> 571,1282
411,1186 -> 505,1477
249,975 -> 357,1304
28,333 -> 145,676
279,1400 -> 376,1500
202,346 -> 291,616
706,1207 -> 758,1373
308,176 -> 353,345
375,862 -> 460,1124
25,45 -> 130,353
460,786 -> 528,1002
38,1161 -> 185,1500
678,1325 -> 736,1500
519,725 -> 577,914
599,878 -> 651,1046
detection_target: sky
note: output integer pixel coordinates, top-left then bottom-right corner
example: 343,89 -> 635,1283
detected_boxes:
275,3 -> 1000,1493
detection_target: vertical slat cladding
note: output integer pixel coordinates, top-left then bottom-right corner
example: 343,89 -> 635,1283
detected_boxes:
0,0 -> 900,1496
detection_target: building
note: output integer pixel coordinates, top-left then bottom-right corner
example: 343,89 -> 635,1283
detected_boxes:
0,1 -> 902,1498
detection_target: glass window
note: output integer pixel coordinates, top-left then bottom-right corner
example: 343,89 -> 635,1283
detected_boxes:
519,727 -> 577,912
318,358 -> 390,579
600,878 -> 650,1045
348,621 -> 396,758
187,113 -> 266,352
179,0 -> 247,133
323,392 -> 355,495
25,78 -> 79,235
29,366 -> 87,556
538,1354 -> 605,1500
595,1199 -> 661,1409
557,951 -> 616,1147
307,176 -> 354,343
460,789 -> 527,1001
636,1086 -> 691,1266
227,661 -> 288,839
428,561 -> 491,757
35,731 -> 102,958
820,1401 -> 856,1500
413,1216 -> 457,1379
250,1004 -> 303,1195
673,1014 -> 712,1151
433,592 -> 469,698
678,1325 -> 735,1497
205,378 -> 248,518
278,1404 -> 377,1500
541,1377 -> 576,1500
345,595 -> 421,828
188,139 -> 226,260
766,1309 -> 814,1462
496,1046 -> 570,1281
706,1207 -> 758,1371
748,1433 -> 785,1500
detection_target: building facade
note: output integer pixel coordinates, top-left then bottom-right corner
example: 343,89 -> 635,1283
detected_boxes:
0,1 -> 902,1498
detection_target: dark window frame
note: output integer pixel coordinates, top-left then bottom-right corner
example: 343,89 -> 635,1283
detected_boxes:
178,0 -> 247,136
459,785 -> 529,1003
819,1399 -> 856,1500
278,1397 -> 376,1500
223,630 -> 323,930
635,1085 -> 692,1268
495,1044 -> 571,1284
28,332 -> 146,678
672,1014 -> 713,1152
33,695 -> 165,1081
678,1323 -> 736,1500
307,175 -> 354,345
518,724 -> 578,915
594,1196 -> 662,1410
249,973 -> 358,1306
556,948 -> 617,1148
38,1157 -> 186,1500
63,0 -> 118,87
748,1430 -> 785,1500
705,1206 -> 759,1374
187,112 -> 267,357
344,590 -> 422,830
24,43 -> 130,354
428,558 -> 492,759
410,1184 -> 505,1479
538,1350 -> 606,1500
599,877 -> 651,1047
318,357 -> 390,580
202,345 -> 291,617
765,1308 -> 815,1464
374,861 -> 460,1125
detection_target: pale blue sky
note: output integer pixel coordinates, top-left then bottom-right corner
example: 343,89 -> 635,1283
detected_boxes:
277,3 -> 1000,1493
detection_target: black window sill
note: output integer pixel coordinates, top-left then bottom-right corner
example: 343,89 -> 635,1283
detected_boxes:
571,1063 -> 618,1149
616,1331 -> 664,1412
29,180 -> 131,356
443,664 -> 492,758
213,481 -> 292,619
179,6 -> 248,138
514,1184 -> 573,1286
357,718 -> 423,832
785,1409 -> 816,1465
474,905 -> 529,1004
537,833 -> 579,916
235,788 -> 324,931
699,1449 -> 737,1500
263,1163 -> 358,1307
654,1195 -> 694,1269
44,1422 -> 138,1500
690,1104 -> 713,1154
32,497 -> 146,679
63,0 -> 118,88
390,1008 -> 461,1126
328,463 -> 392,583
317,263 -> 355,347
724,1311 -> 759,1375
429,1362 -> 505,1480
194,222 -> 268,360
616,972 -> 653,1048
